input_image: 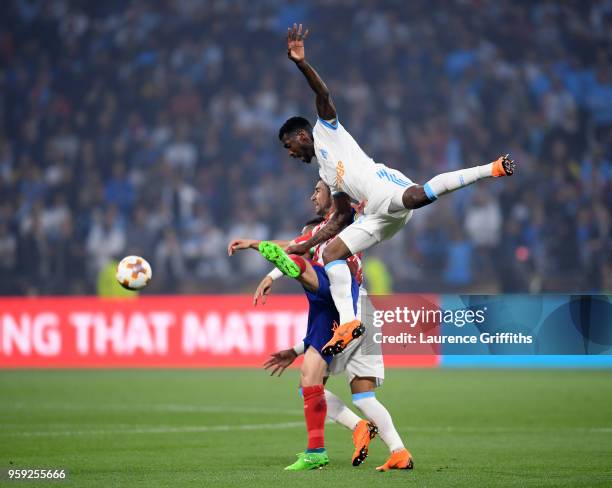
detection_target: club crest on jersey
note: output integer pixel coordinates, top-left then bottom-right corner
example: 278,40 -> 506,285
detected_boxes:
320,149 -> 329,160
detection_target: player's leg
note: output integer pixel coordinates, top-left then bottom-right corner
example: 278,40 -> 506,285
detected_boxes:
318,155 -> 515,338
292,257 -> 320,293
317,229 -> 376,355
258,241 -> 302,277
321,236 -> 357,325
344,295 -> 413,471
286,347 -> 330,471
258,241 -> 321,294
350,377 -> 413,471
287,295 -> 343,472
300,294 -> 370,466
320,266 -> 364,355
321,387 -> 375,467
300,346 -> 328,387
324,388 -> 362,430
398,154 -> 516,210
259,239 -> 353,300
320,210 -> 407,329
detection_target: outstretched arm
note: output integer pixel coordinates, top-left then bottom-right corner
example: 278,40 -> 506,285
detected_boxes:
253,275 -> 274,306
287,23 -> 337,121
227,239 -> 291,256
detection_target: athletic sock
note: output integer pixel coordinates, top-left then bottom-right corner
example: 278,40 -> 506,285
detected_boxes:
423,163 -> 493,201
324,260 -> 356,324
289,254 -> 307,276
303,384 -> 327,450
352,392 -> 404,453
325,389 -> 361,430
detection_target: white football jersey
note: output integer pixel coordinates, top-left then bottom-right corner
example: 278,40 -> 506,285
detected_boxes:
313,118 -> 413,207
313,118 -> 375,201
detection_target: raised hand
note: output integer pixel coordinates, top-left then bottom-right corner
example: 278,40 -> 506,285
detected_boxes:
287,23 -> 309,63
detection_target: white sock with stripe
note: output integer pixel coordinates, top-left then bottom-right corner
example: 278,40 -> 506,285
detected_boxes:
325,260 -> 357,324
352,392 -> 404,453
424,163 -> 493,201
325,389 -> 361,430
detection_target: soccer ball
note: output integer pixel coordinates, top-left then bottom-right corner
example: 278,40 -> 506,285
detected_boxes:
116,256 -> 152,290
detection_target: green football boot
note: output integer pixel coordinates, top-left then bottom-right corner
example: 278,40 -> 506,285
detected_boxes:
284,451 -> 330,471
258,241 -> 302,278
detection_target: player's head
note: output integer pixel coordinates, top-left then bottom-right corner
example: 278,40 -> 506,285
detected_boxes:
278,116 -> 315,163
311,179 -> 331,216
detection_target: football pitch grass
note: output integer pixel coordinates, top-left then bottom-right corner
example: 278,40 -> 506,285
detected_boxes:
1,369 -> 611,487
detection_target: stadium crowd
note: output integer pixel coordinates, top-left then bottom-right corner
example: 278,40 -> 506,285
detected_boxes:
0,0 -> 610,295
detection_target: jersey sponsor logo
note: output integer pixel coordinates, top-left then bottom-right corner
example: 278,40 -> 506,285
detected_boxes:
336,161 -> 345,188
320,149 -> 329,160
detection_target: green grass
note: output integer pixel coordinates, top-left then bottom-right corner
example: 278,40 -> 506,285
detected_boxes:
1,369 -> 611,487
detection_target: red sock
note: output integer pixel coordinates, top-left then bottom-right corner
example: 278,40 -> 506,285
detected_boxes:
302,384 -> 326,450
289,254 -> 307,275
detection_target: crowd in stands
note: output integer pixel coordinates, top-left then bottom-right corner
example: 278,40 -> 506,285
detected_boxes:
0,0 -> 610,295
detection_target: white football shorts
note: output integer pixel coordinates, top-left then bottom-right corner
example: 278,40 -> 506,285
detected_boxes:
338,166 -> 415,255
327,293 -> 385,387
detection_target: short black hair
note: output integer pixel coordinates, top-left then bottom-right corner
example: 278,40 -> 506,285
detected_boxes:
304,216 -> 325,227
317,178 -> 331,194
278,116 -> 312,140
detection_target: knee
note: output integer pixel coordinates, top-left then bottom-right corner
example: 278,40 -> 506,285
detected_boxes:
322,238 -> 348,264
300,369 -> 316,387
402,186 -> 428,210
300,364 -> 318,387
351,390 -> 376,404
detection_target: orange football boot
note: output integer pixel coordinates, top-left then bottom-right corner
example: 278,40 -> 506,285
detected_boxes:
321,319 -> 365,356
351,420 -> 378,466
492,153 -> 516,177
376,448 -> 414,472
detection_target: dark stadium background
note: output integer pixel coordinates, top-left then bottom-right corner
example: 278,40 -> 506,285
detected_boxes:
0,0 -> 609,296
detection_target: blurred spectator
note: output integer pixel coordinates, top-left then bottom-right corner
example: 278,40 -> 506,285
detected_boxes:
86,206 -> 126,273
155,228 -> 186,291
0,221 -> 17,295
105,163 -> 135,214
443,226 -> 473,287
125,205 -> 157,260
465,189 -> 503,249
464,188 -> 503,284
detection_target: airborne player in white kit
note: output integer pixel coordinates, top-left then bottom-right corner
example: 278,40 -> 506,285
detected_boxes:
280,24 -> 516,355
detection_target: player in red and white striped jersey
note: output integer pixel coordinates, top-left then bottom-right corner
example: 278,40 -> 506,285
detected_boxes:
292,183 -> 363,287
229,180 -> 412,471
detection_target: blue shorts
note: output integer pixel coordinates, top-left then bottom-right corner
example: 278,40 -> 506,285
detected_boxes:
303,265 -> 359,365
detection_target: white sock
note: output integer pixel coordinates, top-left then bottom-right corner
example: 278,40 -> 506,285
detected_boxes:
352,392 -> 404,453
325,260 -> 357,324
424,163 -> 493,201
325,389 -> 361,430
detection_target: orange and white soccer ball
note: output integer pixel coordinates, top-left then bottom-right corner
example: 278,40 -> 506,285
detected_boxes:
116,256 -> 152,290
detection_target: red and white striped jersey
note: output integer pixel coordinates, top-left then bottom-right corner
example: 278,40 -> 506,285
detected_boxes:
294,212 -> 363,285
